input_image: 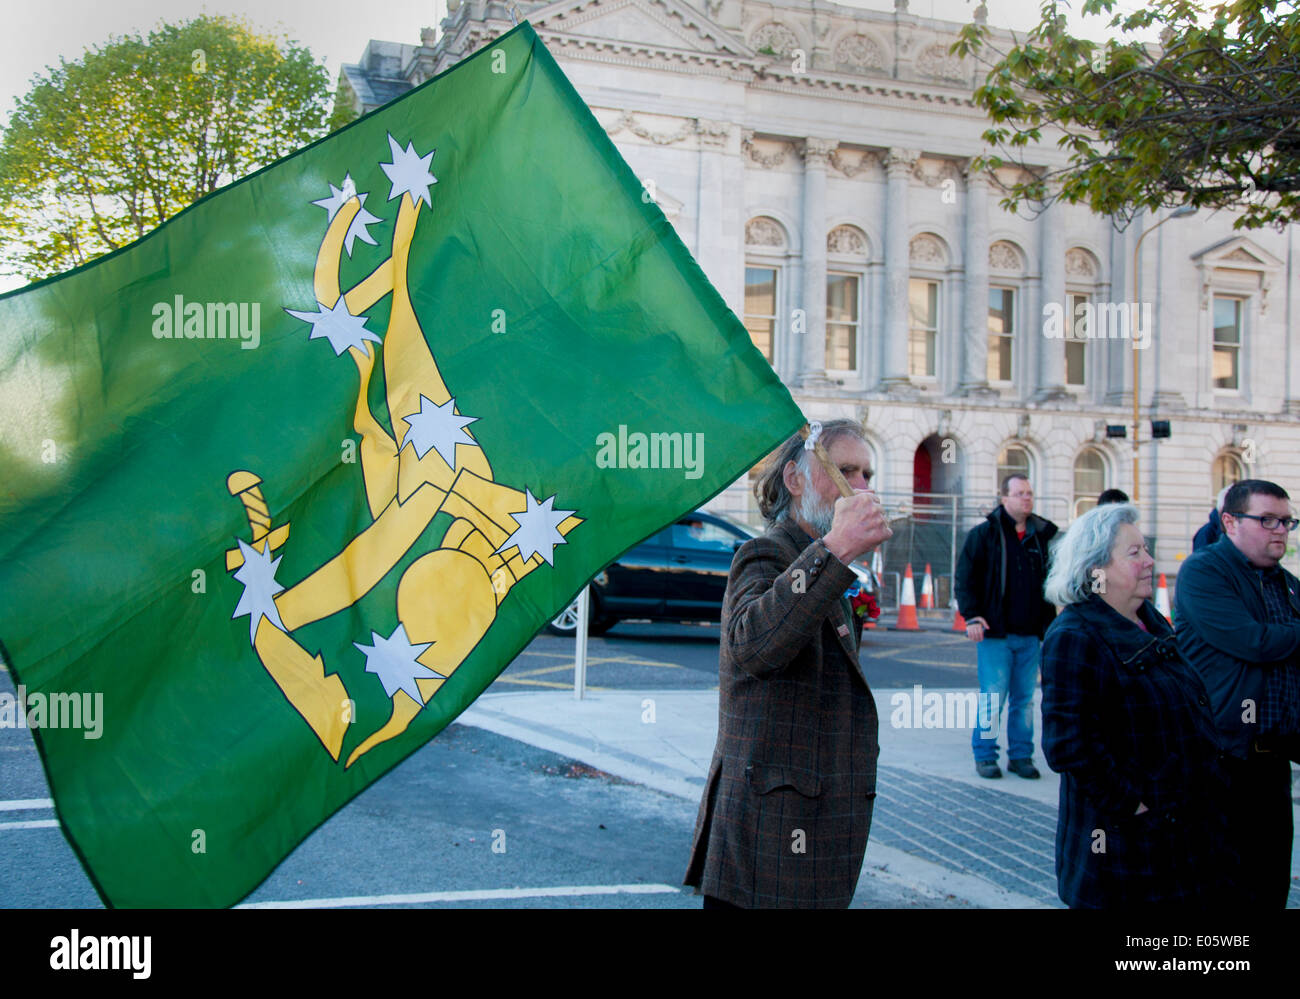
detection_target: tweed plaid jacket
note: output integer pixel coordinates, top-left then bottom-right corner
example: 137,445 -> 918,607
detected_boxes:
1041,595 -> 1234,908
683,517 -> 879,908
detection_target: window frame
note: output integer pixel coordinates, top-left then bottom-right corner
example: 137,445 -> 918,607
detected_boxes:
1071,447 -> 1107,520
825,269 -> 862,373
996,444 -> 1032,496
1211,294 -> 1244,394
987,285 -> 1017,386
1064,290 -> 1090,391
742,263 -> 781,367
908,277 -> 940,381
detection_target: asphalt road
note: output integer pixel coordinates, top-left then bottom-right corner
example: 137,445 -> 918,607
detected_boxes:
493,619 -> 979,693
0,623 -> 965,910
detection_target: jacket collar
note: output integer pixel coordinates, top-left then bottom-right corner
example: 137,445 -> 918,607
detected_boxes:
987,505 -> 1056,542
1065,595 -> 1176,669
772,515 -> 814,551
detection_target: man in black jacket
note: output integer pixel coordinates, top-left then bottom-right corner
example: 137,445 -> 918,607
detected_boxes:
954,474 -> 1058,779
1191,485 -> 1230,551
1174,478 -> 1300,907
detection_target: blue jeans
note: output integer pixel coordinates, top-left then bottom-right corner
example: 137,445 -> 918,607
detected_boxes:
970,634 -> 1040,762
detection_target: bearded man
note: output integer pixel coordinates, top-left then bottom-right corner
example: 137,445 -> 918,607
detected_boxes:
683,419 -> 892,908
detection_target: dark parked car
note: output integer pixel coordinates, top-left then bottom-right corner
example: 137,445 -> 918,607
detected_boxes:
547,510 -> 875,635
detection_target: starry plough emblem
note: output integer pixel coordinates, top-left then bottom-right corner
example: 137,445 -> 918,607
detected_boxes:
224,134 -> 581,768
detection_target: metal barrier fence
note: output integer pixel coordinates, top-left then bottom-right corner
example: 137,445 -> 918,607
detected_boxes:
706,488 -> 1300,612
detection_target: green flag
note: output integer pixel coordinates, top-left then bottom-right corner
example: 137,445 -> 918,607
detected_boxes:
0,22 -> 802,908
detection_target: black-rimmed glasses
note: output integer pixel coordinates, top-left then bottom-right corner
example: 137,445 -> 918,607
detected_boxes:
1229,513 -> 1300,532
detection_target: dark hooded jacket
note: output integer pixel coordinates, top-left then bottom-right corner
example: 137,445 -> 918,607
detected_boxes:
954,505 -> 1058,639
1191,507 -> 1223,551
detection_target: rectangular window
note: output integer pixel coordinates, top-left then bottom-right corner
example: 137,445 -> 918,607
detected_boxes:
1213,296 -> 1241,390
1066,292 -> 1088,387
744,266 -> 777,362
826,272 -> 858,370
908,279 -> 938,377
988,287 -> 1015,383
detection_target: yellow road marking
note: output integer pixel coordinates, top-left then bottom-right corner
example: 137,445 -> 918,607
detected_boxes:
492,676 -> 608,690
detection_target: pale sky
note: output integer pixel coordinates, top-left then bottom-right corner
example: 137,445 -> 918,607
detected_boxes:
0,0 -> 1149,292
2,0 -> 1147,125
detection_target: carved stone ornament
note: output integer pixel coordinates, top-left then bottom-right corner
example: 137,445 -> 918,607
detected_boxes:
912,158 -> 963,188
742,131 -> 790,169
1065,248 -> 1098,278
833,33 -> 885,71
827,226 -> 867,255
916,43 -> 967,82
751,22 -> 800,57
829,148 -> 880,177
746,217 -> 787,247
696,119 -> 731,149
989,241 -> 1024,272
884,148 -> 921,175
910,233 -> 947,265
801,137 -> 838,167
606,111 -> 693,146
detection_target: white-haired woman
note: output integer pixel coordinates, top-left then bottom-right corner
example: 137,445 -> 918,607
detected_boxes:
1040,502 -> 1233,908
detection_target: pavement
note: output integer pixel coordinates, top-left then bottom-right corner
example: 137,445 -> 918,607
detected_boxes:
461,680 -> 1300,909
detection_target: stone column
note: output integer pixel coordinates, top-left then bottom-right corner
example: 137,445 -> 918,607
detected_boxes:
878,147 -> 919,390
695,120 -> 738,313
1285,228 -> 1300,413
1035,191 -> 1068,399
1104,221 -> 1137,406
799,137 -> 837,386
958,163 -> 992,395
1150,222 -> 1188,410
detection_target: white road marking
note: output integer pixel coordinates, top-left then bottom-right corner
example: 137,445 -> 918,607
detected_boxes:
238,883 -> 682,909
0,798 -> 53,811
0,819 -> 59,831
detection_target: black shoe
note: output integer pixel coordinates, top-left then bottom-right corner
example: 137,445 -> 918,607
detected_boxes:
1007,758 -> 1041,779
975,760 -> 1002,779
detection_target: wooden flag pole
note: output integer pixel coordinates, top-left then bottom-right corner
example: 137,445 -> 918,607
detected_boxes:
799,422 -> 854,498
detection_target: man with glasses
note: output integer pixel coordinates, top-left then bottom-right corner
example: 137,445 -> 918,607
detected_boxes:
1174,479 -> 1300,907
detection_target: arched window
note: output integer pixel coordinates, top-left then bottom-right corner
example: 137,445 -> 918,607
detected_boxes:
1065,247 -> 1101,391
1073,449 -> 1107,519
996,445 -> 1031,494
988,240 -> 1026,385
1212,452 -> 1244,497
744,216 -> 790,366
908,233 -> 950,381
826,225 -> 868,372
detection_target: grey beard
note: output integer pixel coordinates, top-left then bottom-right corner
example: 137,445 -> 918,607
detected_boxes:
796,471 -> 836,537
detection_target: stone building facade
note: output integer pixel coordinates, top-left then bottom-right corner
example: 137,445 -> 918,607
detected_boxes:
337,0 -> 1300,577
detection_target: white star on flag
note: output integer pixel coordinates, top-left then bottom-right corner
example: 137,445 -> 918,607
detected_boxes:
496,489 -> 576,567
343,193 -> 382,256
402,395 -> 478,466
311,173 -> 358,221
354,623 -> 442,704
232,539 -> 287,644
380,134 -> 437,209
284,296 -> 383,356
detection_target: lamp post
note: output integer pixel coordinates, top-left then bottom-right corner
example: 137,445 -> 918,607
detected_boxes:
1130,204 -> 1197,502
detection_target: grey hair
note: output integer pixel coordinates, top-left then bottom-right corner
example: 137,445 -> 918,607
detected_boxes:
753,419 -> 869,526
1043,502 -> 1141,606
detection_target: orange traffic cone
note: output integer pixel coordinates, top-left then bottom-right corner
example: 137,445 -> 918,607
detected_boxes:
1154,573 -> 1171,622
952,604 -> 967,632
919,563 -> 935,609
894,564 -> 920,631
